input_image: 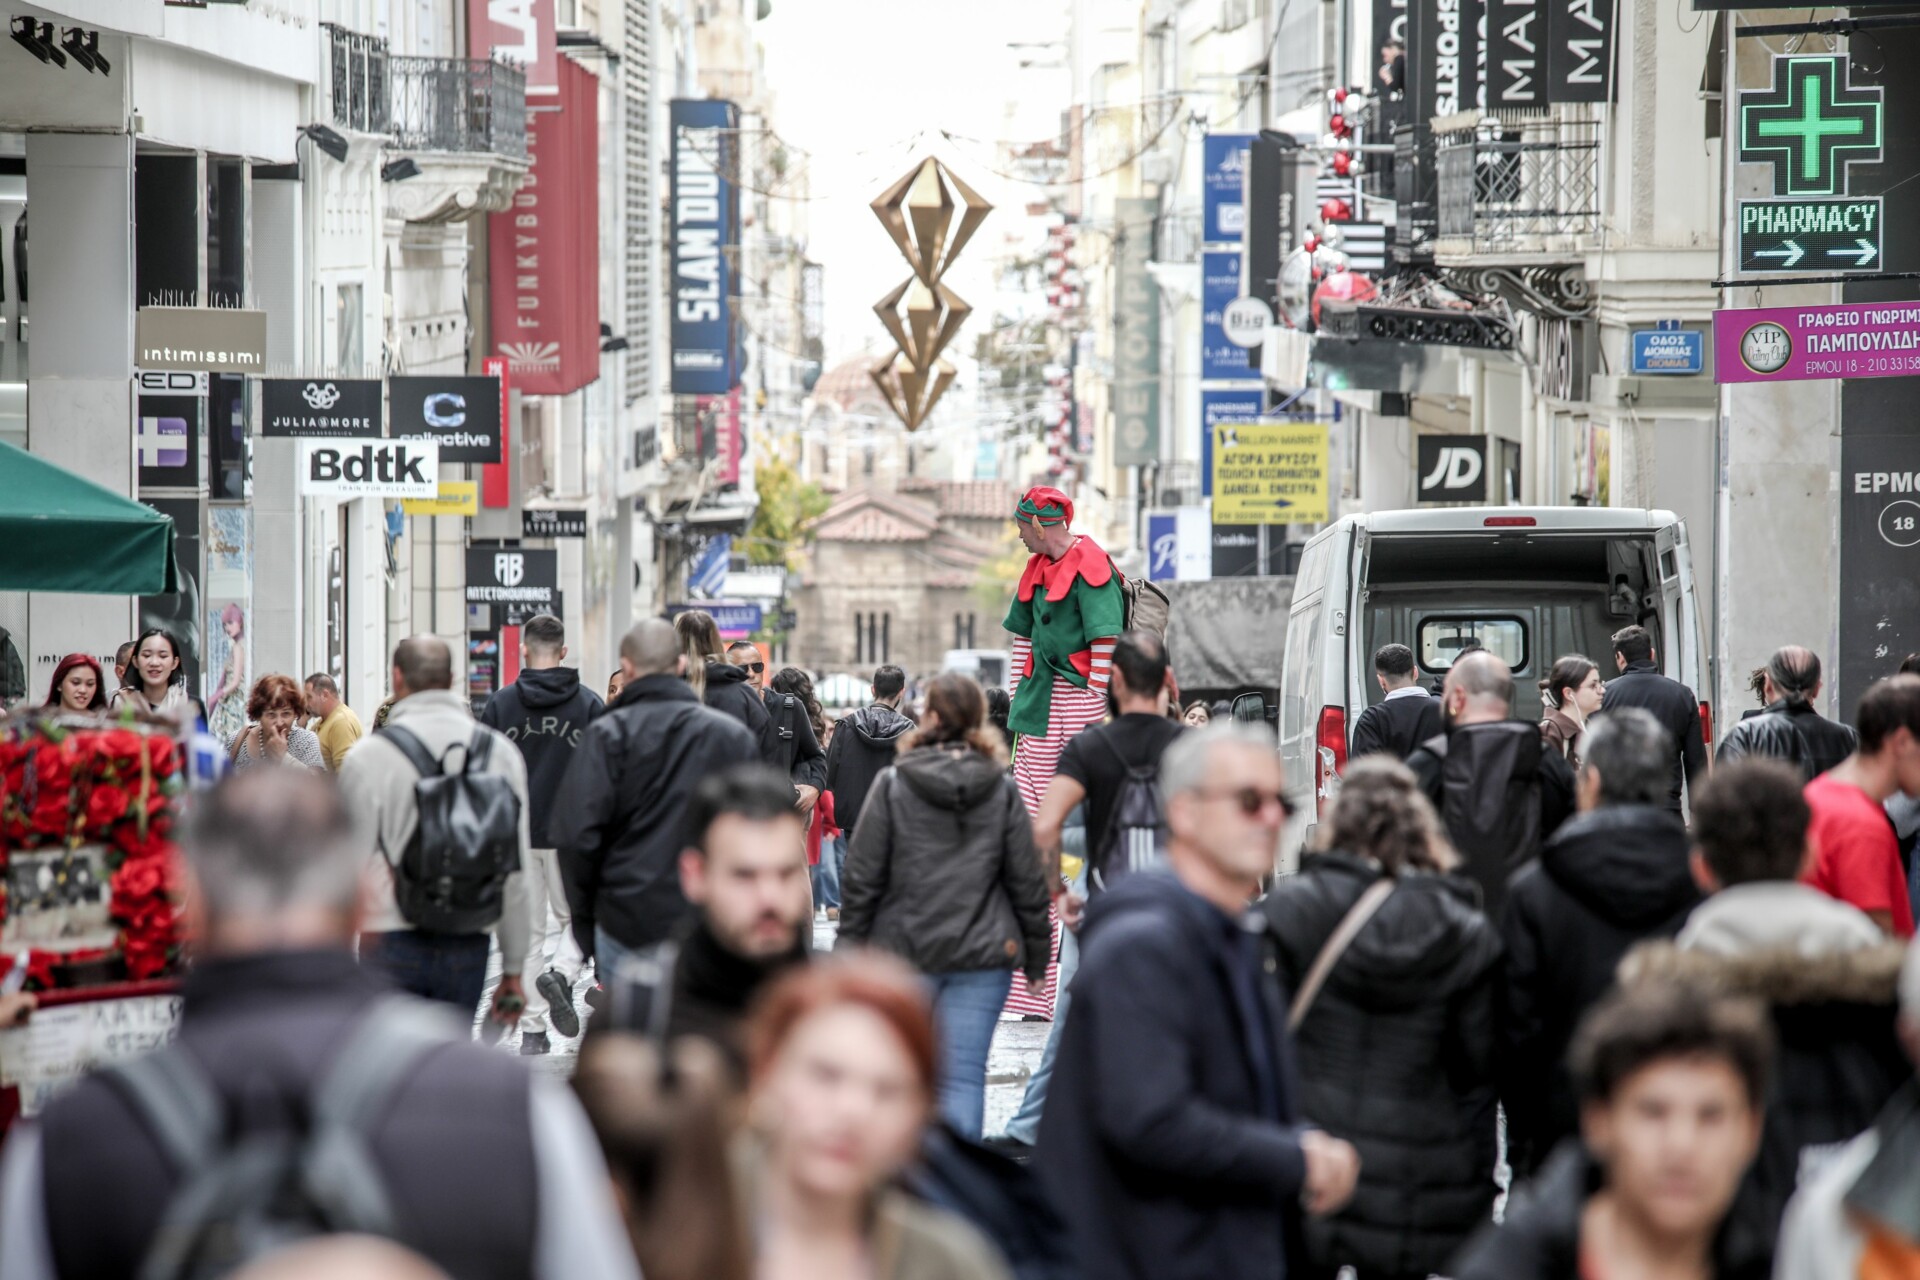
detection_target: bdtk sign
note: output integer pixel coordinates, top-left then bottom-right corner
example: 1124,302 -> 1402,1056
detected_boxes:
299,440 -> 440,498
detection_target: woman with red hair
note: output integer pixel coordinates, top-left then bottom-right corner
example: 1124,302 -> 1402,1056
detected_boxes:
743,954 -> 1011,1280
229,674 -> 326,770
42,653 -> 108,713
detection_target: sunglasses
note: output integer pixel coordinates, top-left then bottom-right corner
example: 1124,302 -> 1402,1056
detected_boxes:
743,661 -> 765,674
1195,785 -> 1296,818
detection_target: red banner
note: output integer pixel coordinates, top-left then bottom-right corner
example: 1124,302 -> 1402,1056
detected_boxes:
481,356 -> 511,508
467,0 -> 559,95
697,387 -> 742,486
488,56 -> 599,397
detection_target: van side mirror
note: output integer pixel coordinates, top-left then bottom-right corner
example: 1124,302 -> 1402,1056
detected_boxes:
1231,692 -> 1270,725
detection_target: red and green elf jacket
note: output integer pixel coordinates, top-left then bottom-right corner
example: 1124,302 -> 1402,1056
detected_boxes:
1002,536 -> 1125,739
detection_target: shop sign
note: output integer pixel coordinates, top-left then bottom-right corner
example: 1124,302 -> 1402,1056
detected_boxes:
1210,422 -> 1331,525
1714,302 -> 1920,384
262,378 -> 384,438
135,307 -> 266,373
523,508 -> 588,537
670,98 -> 741,395
401,482 -> 480,516
465,547 -> 558,608
1739,55 -> 1882,199
468,0 -> 557,94
1113,197 -> 1160,467
1202,134 -> 1253,244
389,375 -> 504,464
1202,251 -> 1254,380
1417,435 -> 1492,502
1146,508 -> 1212,582
300,440 -> 439,498
1737,197 -> 1880,272
668,602 -> 762,636
135,371 -> 208,396
1838,433 -> 1920,713
1200,388 -> 1265,497
1629,322 -> 1706,375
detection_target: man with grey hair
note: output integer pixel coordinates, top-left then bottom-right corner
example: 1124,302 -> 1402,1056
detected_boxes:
0,769 -> 640,1280
1406,649 -> 1575,915
1776,938 -> 1920,1277
1037,724 -> 1360,1280
550,618 -> 760,981
340,636 -> 532,1025
1498,706 -> 1702,1178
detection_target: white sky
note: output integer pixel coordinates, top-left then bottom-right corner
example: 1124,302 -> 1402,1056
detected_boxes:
757,0 -> 1072,371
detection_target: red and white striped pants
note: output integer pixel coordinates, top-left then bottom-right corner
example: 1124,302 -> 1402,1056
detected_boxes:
1003,683 -> 1107,1019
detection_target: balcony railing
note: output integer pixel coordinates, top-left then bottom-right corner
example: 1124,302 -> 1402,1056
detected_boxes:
324,24 -> 390,135
1435,116 -> 1601,256
389,56 -> 528,161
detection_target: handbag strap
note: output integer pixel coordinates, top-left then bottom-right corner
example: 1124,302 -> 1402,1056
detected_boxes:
1288,878 -> 1395,1032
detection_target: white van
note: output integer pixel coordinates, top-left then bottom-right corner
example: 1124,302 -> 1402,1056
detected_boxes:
1276,507 -> 1712,848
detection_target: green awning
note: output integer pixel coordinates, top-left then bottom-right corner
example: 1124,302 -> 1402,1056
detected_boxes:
0,441 -> 178,594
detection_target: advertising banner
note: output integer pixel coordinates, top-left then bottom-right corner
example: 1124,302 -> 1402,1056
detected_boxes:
1113,197 -> 1161,466
1202,251 -> 1252,380
488,56 -> 600,397
1546,0 -> 1615,103
1210,422 -> 1331,525
1416,434 -> 1492,502
1487,0 -> 1542,109
669,602 -> 762,636
1488,0 -> 1614,106
1246,134 -> 1314,318
1146,508 -> 1212,582
467,0 -> 558,94
1202,134 -> 1254,244
262,378 -> 383,438
401,482 -> 480,516
135,307 -> 266,374
670,99 -> 740,395
697,387 -> 743,486
523,508 -> 588,537
1839,432 -> 1920,712
465,547 -> 559,609
389,375 -> 504,463
136,392 -> 200,492
1714,301 -> 1920,384
300,441 -> 440,498
1201,388 -> 1265,497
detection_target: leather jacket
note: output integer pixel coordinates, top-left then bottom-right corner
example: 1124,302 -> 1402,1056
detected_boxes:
1717,700 -> 1858,780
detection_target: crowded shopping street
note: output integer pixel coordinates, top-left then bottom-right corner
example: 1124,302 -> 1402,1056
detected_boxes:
8,0 -> 1920,1276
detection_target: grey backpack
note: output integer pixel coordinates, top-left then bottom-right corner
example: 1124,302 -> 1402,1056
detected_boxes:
100,996 -> 462,1280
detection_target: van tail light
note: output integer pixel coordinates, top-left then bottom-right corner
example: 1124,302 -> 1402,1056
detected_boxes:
1699,701 -> 1713,750
1483,516 -> 1536,527
1316,706 -> 1349,818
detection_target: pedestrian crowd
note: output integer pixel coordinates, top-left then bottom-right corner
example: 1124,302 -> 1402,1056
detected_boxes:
10,607 -> 1920,1280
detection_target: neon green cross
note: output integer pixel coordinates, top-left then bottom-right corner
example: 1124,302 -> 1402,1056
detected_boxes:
1756,69 -> 1866,182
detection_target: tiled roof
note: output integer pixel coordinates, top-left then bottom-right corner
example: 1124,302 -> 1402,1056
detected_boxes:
809,487 -> 941,543
898,478 -> 1016,520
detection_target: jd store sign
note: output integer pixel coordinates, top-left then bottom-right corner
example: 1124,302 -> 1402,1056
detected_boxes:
1418,435 -> 1493,503
262,378 -> 384,438
298,440 -> 439,498
464,547 -> 558,610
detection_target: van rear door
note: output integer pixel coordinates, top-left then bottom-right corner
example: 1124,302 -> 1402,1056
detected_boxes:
1655,518 -> 1713,749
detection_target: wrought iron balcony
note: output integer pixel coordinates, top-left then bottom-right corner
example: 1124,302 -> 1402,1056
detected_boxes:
388,56 -> 527,161
324,24 -> 390,135
1435,116 -> 1601,258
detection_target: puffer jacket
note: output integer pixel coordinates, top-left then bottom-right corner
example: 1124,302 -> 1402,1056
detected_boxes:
1716,699 -> 1858,779
1264,852 -> 1502,1280
702,661 -> 773,750
1498,803 -> 1700,1176
837,744 -> 1051,981
826,703 -> 917,832
1622,898 -> 1908,1276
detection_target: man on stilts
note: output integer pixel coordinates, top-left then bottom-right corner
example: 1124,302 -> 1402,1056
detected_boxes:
1002,485 -> 1123,1019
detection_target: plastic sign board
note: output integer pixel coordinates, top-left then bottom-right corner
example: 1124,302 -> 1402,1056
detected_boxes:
1200,388 -> 1265,497
1714,301 -> 1920,384
1739,56 -> 1882,199
300,440 -> 440,498
263,378 -> 384,439
1630,326 -> 1706,375
465,548 -> 558,609
1736,198 -> 1881,273
523,508 -> 588,538
1416,435 -> 1492,502
1202,134 -> 1253,244
401,482 -> 480,516
1210,422 -> 1331,525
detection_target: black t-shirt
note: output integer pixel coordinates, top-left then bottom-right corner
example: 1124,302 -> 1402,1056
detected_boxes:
1058,713 -> 1187,855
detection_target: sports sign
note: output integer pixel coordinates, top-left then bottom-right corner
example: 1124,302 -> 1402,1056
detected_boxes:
1736,197 -> 1881,273
1739,56 -> 1882,199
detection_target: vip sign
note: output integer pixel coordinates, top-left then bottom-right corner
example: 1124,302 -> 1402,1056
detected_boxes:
299,441 -> 440,498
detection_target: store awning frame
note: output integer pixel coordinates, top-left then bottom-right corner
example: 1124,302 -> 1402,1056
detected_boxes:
0,442 -> 178,594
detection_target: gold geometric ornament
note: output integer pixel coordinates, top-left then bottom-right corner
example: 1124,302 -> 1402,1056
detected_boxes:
869,157 -> 991,430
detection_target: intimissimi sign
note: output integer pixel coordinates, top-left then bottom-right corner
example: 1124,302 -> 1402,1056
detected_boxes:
669,98 -> 740,396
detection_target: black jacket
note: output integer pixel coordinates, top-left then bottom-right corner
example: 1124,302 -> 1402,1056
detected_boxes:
1038,871 -> 1308,1280
836,744 -> 1051,981
1717,700 -> 1858,779
1451,1141 -> 1770,1280
1407,721 -> 1576,919
1349,691 -> 1445,761
479,665 -> 603,848
34,951 -> 538,1280
702,661 -> 772,748
1599,660 -> 1707,811
1264,854 -> 1502,1280
549,674 -> 761,956
763,687 -> 828,793
826,702 -> 916,833
1499,805 -> 1700,1176
1621,937 -> 1908,1274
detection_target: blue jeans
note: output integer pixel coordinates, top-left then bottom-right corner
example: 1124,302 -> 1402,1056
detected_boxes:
1006,869 -> 1085,1144
362,930 -> 490,1017
595,925 -> 641,984
926,968 -> 1014,1141
811,835 -> 842,910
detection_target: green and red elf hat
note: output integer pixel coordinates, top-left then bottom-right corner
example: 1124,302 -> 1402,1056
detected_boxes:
1016,486 -> 1074,527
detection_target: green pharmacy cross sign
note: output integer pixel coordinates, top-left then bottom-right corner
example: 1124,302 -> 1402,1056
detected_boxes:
1740,56 -> 1882,198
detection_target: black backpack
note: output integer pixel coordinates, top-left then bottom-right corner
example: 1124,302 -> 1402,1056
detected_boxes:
1090,734 -> 1167,893
101,996 -> 461,1280
1427,722 -> 1545,917
377,725 -> 522,933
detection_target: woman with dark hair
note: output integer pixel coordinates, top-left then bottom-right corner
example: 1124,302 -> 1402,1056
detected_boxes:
743,954 -> 1012,1280
674,611 -> 768,742
771,666 -> 826,740
42,653 -> 108,713
984,686 -> 1011,745
1538,654 -> 1603,769
1182,698 -> 1212,728
229,674 -> 326,770
836,672 -> 1052,1139
109,627 -> 191,717
1263,757 -> 1501,1280
773,667 -> 840,915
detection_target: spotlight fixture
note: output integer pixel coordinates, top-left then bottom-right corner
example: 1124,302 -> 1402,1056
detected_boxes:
10,17 -> 65,67
59,26 -> 108,74
299,123 -> 350,164
380,156 -> 422,182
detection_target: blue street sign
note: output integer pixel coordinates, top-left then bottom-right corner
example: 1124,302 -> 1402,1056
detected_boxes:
1147,513 -> 1178,582
1202,251 -> 1252,380
1202,134 -> 1254,244
669,601 -> 762,635
1200,388 -> 1264,496
1630,328 -> 1706,375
